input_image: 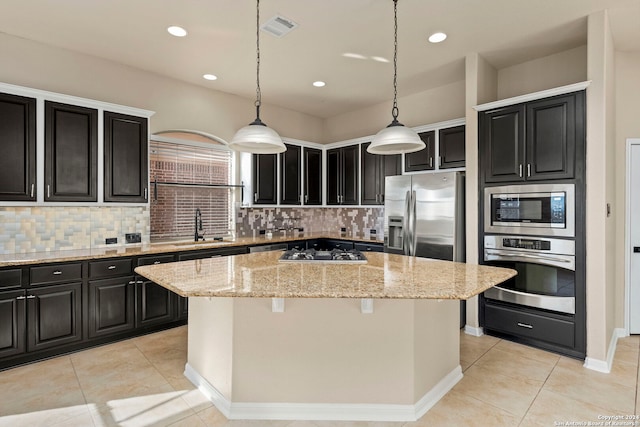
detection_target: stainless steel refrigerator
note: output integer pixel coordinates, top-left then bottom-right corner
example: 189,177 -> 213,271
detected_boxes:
384,171 -> 466,326
384,171 -> 465,261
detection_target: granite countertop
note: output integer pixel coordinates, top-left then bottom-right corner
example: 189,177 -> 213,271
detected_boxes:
0,232 -> 383,267
134,251 -> 516,300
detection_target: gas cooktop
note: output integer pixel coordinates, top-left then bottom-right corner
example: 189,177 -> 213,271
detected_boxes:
279,248 -> 367,264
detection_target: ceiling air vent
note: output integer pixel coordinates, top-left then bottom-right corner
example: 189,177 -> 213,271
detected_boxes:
261,15 -> 298,38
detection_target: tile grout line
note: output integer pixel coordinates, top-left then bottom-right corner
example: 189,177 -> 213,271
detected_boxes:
67,354 -> 99,427
516,354 -> 562,427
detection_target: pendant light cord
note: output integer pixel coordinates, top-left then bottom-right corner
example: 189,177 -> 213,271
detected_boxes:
391,0 -> 399,123
255,0 -> 262,120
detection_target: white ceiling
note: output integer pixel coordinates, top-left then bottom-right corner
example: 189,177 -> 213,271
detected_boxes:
1,0 -> 639,119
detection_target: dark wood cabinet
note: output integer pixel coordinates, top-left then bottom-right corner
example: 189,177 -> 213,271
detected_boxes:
88,276 -> 135,338
404,131 -> 435,172
361,143 -> 400,205
438,125 -> 465,169
280,144 -> 301,205
304,148 -> 322,205
252,153 -> 277,204
104,111 -> 148,203
481,92 -> 583,183
326,145 -> 358,205
136,255 -> 175,328
27,283 -> 83,352
0,92 -> 36,201
44,101 -> 98,202
0,290 -> 26,358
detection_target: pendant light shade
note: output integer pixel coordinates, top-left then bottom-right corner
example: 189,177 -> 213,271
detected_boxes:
229,0 -> 285,154
368,0 -> 424,155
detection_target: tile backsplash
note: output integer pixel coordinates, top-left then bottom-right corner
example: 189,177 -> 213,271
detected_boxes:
236,207 -> 384,239
0,206 -> 149,254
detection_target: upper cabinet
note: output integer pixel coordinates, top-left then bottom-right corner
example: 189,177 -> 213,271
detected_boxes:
361,143 -> 400,205
0,92 -> 36,201
44,101 -> 98,202
280,144 -> 301,205
304,147 -> 322,205
104,111 -> 148,203
481,91 -> 583,183
253,153 -> 277,205
326,145 -> 358,205
438,125 -> 465,169
404,131 -> 435,172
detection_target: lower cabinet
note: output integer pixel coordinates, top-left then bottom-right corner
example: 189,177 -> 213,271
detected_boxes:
0,290 -> 26,358
88,276 -> 136,338
136,254 -> 177,328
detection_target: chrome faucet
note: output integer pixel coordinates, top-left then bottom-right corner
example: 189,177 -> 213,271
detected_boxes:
195,208 -> 205,241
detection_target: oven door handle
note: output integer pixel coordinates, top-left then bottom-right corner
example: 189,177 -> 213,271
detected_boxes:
484,249 -> 575,271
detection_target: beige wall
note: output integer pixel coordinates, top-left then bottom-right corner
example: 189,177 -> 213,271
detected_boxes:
323,80 -> 465,143
497,45 -> 588,99
615,52 -> 640,328
0,33 -> 324,144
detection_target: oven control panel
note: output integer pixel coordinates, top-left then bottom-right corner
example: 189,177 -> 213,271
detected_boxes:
502,238 -> 551,251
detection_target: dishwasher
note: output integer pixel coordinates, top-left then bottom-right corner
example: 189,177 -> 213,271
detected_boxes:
248,243 -> 288,253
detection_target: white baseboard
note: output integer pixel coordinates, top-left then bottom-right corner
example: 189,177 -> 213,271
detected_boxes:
464,325 -> 484,337
184,363 -> 462,422
583,328 -> 627,373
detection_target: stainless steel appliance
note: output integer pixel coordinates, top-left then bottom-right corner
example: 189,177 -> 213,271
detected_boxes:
484,183 -> 574,237
384,172 -> 465,262
279,248 -> 367,264
483,235 -> 576,314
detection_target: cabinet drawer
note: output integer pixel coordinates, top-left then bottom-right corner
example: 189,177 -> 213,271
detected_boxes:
30,263 -> 82,285
0,269 -> 22,289
89,259 -> 132,279
354,242 -> 383,253
484,303 -> 574,348
137,254 -> 175,266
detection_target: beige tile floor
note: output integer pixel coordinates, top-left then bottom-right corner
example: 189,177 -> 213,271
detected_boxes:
0,326 -> 638,427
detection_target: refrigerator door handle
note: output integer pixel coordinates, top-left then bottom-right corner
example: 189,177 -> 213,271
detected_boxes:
411,190 -> 417,257
403,190 -> 411,255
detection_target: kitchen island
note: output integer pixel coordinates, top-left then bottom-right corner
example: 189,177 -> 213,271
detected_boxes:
135,251 -> 515,422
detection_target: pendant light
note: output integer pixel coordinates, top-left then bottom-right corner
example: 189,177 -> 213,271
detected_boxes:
367,0 -> 424,155
229,0 -> 286,154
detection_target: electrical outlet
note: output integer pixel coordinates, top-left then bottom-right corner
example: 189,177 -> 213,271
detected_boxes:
105,237 -> 118,245
125,233 -> 141,244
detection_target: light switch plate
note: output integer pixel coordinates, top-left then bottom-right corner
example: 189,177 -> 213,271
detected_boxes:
125,233 -> 141,244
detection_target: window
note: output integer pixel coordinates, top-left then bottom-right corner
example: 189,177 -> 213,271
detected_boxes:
149,135 -> 234,241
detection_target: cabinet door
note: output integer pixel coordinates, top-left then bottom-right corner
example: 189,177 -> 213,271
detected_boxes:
280,144 -> 301,205
526,93 -> 580,181
27,283 -> 82,352
136,279 -> 175,328
104,111 -> 148,202
482,104 -> 525,183
0,93 -> 36,201
405,131 -> 435,172
380,154 -> 401,203
360,143 -> 379,205
304,148 -> 322,205
439,125 -> 465,169
326,148 -> 340,205
252,154 -> 277,204
88,276 -> 135,338
45,101 -> 98,202
0,290 -> 26,358
341,145 -> 359,205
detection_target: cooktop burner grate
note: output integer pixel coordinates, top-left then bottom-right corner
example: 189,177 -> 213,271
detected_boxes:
279,248 -> 367,263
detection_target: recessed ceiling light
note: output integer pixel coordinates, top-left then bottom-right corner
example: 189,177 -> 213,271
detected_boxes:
428,32 -> 447,43
371,56 -> 390,63
203,74 -> 218,81
312,81 -> 326,87
342,52 -> 367,60
167,26 -> 188,37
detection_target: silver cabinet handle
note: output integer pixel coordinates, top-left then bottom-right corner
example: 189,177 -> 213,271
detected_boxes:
128,281 -> 136,285
108,265 -> 116,270
527,163 -> 531,177
144,188 -> 148,200
304,194 -> 309,203
153,261 -> 161,265
16,295 -> 26,300
30,183 -> 35,198
517,322 -> 533,329
254,193 -> 258,203
136,280 -> 144,284
518,164 -> 523,178
53,271 -> 62,275
439,156 -> 442,167
26,295 -> 36,299
429,157 -> 433,168
47,184 -> 51,198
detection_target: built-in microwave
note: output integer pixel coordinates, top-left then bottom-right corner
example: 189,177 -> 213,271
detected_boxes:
484,183 -> 575,237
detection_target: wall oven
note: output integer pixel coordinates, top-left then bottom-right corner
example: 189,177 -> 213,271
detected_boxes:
484,183 -> 574,237
483,235 -> 575,314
